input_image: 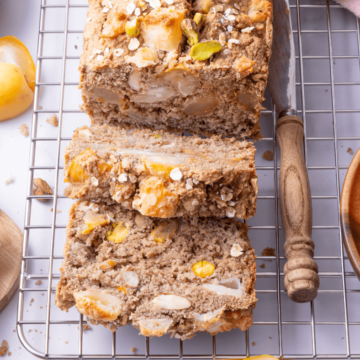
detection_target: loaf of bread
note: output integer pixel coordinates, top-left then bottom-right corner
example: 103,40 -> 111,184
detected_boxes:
55,201 -> 257,339
80,0 -> 273,139
64,125 -> 258,219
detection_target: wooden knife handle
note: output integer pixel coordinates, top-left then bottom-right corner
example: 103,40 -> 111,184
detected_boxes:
276,115 -> 319,303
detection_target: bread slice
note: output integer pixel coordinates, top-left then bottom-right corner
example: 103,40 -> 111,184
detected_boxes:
63,125 -> 258,220
55,201 -> 257,339
80,0 -> 272,139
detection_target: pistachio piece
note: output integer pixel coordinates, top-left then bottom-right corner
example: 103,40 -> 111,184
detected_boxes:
181,19 -> 199,46
190,40 -> 221,61
193,13 -> 206,29
125,17 -> 141,37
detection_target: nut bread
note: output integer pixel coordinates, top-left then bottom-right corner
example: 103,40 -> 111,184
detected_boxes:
64,125 -> 258,220
55,201 -> 257,339
80,0 -> 273,139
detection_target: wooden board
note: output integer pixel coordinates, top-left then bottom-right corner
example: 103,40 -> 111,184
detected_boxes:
0,209 -> 22,313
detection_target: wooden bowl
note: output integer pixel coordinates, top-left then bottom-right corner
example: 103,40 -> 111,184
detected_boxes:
341,148 -> 360,279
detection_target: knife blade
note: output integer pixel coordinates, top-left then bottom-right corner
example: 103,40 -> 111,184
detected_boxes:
268,0 -> 296,116
267,0 -> 320,303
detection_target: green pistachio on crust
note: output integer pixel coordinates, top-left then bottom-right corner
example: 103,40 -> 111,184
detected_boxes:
190,40 -> 221,61
181,19 -> 199,46
193,13 -> 206,29
125,18 -> 141,37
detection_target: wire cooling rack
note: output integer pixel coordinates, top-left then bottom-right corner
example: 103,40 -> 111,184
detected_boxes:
17,0 -> 360,358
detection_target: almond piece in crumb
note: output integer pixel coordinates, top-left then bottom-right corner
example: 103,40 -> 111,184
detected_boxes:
19,124 -> 29,136
46,114 -> 58,127
0,340 -> 8,356
35,280 -> 42,285
5,176 -> 14,185
33,178 -> 53,201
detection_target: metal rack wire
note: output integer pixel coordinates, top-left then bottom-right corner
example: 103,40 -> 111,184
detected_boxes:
17,0 -> 360,358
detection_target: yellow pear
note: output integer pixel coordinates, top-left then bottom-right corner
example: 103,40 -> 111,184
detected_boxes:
0,63 -> 34,122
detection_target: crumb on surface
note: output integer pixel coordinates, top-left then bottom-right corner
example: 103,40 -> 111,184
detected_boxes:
65,341 -> 69,344
83,325 -> 92,331
56,209 -> 61,213
29,298 -> 34,306
260,263 -> 265,268
46,114 -> 59,127
19,124 -> 29,136
28,330 -> 32,333
39,106 -> 43,110
130,347 -> 136,353
262,247 -> 275,257
7,352 -> 11,356
35,280 -> 42,285
0,340 -> 8,356
5,176 -> 14,185
40,306 -> 43,309
75,45 -> 78,49
269,336 -> 272,339
251,342 -> 255,346
347,148 -> 354,155
34,330 -> 38,333
262,150 -> 273,161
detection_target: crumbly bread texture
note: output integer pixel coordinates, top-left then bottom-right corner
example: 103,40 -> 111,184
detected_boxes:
55,201 -> 257,339
64,125 -> 258,220
80,0 -> 273,139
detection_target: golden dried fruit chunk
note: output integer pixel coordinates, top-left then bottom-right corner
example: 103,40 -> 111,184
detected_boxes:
233,55 -> 256,77
151,220 -> 178,244
82,211 -> 108,234
125,47 -> 158,68
194,0 -> 213,13
181,19 -> 199,46
0,36 -> 36,91
101,11 -> 127,38
117,286 -> 128,294
142,155 -> 184,178
125,18 -> 141,37
248,0 -> 272,22
190,41 -> 221,61
133,176 -> 179,218
73,290 -> 122,321
65,148 -> 94,183
236,356 -> 278,360
152,134 -> 162,139
0,63 -> 34,122
98,161 -> 113,174
192,260 -> 215,278
65,149 -> 111,183
98,259 -> 116,270
106,221 -> 129,243
141,9 -> 185,52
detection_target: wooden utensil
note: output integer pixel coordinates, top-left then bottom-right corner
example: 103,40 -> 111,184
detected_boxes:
268,0 -> 320,302
277,115 -> 319,302
341,147 -> 360,280
0,209 -> 22,313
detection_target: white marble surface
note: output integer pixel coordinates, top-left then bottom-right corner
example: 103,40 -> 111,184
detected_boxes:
1,0 -> 360,359
0,1 -> 41,358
